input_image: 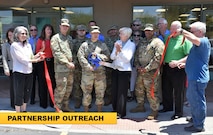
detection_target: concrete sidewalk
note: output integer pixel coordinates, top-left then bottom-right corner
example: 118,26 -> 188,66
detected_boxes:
0,76 -> 213,135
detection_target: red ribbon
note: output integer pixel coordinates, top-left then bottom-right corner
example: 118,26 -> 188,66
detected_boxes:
41,54 -> 61,112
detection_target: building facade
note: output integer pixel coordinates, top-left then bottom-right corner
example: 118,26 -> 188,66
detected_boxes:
0,0 -> 213,74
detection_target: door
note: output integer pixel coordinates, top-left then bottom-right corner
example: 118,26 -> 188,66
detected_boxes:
31,13 -> 60,35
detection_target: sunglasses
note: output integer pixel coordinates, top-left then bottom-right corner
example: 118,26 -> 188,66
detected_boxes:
132,24 -> 140,26
30,29 -> 37,31
133,34 -> 140,37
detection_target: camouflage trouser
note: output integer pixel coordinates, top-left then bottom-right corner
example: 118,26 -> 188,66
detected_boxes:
73,69 -> 82,100
135,72 -> 160,111
81,70 -> 106,106
54,71 -> 74,109
105,67 -> 112,97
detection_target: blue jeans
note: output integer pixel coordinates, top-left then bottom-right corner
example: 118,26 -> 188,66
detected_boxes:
186,81 -> 207,129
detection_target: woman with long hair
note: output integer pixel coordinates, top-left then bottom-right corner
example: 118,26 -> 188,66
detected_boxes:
36,24 -> 56,108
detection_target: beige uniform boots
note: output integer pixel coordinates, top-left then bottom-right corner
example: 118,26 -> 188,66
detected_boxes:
84,106 -> 89,112
97,104 -> 102,112
61,104 -> 75,112
147,110 -> 158,120
130,104 -> 146,113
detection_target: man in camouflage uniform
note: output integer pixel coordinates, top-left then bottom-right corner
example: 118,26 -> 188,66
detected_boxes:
50,18 -> 75,112
71,24 -> 88,109
77,26 -> 110,112
104,25 -> 119,106
130,24 -> 165,120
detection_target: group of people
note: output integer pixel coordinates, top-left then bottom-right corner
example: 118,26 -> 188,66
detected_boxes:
1,17 -> 211,132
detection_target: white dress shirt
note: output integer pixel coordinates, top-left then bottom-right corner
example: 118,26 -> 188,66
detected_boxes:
10,42 -> 33,74
110,39 -> 136,71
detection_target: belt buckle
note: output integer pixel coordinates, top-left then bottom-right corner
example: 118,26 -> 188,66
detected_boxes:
46,58 -> 51,61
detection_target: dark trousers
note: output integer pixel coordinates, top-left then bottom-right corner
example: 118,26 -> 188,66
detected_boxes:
162,64 -> 186,115
111,70 -> 131,117
30,63 -> 38,103
13,72 -> 33,106
37,58 -> 56,108
9,70 -> 14,108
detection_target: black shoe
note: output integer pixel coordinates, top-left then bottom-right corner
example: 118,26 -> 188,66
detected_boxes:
117,114 -> 121,119
186,116 -> 193,123
158,109 -> 173,113
127,96 -> 134,102
171,114 -> 182,120
40,105 -> 47,109
117,113 -> 125,119
184,125 -> 205,132
88,104 -> 92,109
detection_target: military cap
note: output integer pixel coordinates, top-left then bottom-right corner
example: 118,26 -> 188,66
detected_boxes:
61,18 -> 70,27
144,23 -> 154,31
109,25 -> 118,30
90,26 -> 100,33
76,25 -> 87,31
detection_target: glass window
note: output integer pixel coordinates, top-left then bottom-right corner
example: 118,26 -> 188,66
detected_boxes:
133,5 -> 201,29
62,7 -> 93,29
203,5 -> 213,40
31,7 -> 61,34
166,5 -> 201,29
133,6 -> 166,29
0,6 -> 93,75
0,8 -> 31,42
62,7 -> 93,38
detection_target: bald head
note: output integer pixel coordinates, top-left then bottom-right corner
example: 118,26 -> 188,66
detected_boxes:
170,21 -> 182,35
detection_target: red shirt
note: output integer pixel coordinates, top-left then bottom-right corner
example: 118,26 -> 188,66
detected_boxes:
36,39 -> 53,58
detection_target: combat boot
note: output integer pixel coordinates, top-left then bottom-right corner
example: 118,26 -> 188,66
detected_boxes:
54,105 -> 63,112
75,99 -> 82,109
104,96 -> 112,106
97,104 -> 102,112
84,106 -> 89,112
147,110 -> 158,120
130,104 -> 146,113
61,104 -> 75,112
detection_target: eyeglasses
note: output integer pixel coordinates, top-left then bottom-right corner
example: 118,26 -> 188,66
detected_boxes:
133,34 -> 140,37
30,29 -> 37,31
132,24 -> 140,27
20,33 -> 27,36
157,23 -> 164,26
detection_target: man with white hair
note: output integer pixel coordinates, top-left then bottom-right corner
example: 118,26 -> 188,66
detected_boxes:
176,22 -> 210,132
159,21 -> 192,120
156,18 -> 170,41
